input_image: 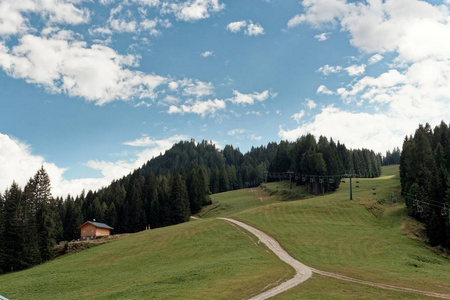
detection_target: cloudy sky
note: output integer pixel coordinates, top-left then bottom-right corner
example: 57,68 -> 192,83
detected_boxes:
1,0 -> 449,197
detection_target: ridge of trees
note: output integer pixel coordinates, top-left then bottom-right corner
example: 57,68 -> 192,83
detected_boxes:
0,134 -> 382,274
400,121 -> 450,248
382,147 -> 401,166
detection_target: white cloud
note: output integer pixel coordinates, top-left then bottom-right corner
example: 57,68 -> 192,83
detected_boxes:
98,4 -> 172,37
227,129 -> 245,136
168,81 -> 179,90
306,98 -> 317,109
226,129 -> 262,141
201,50 -> 214,57
178,79 -> 214,98
167,99 -> 226,117
294,0 -> 450,63
0,132 -> 188,198
249,134 -> 262,141
86,134 -> 189,188
287,0 -> 348,28
109,18 -> 137,33
291,110 -> 305,124
0,0 -> 90,36
0,33 -> 167,105
226,20 -> 265,36
279,106 -> 400,154
316,85 -> 333,95
229,90 -> 271,105
133,0 -> 161,7
162,0 -> 225,22
314,32 -> 331,41
134,101 -> 152,107
226,20 -> 247,33
245,111 -> 262,116
124,134 -> 187,147
0,132 -> 111,197
345,64 -> 366,76
287,14 -> 305,28
159,95 -> 180,106
317,64 -> 342,75
368,54 -> 383,65
100,0 -> 115,5
246,22 -> 265,36
140,18 -> 171,36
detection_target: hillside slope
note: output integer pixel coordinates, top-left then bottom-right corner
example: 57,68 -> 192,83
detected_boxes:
230,165 -> 450,299
1,166 -> 449,300
0,219 -> 291,299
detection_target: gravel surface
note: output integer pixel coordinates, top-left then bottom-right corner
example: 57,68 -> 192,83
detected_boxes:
220,217 -> 450,300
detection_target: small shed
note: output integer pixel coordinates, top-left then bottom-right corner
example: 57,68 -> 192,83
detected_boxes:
78,221 -> 113,240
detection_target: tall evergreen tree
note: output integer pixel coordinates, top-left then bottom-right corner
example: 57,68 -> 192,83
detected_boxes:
400,122 -> 450,248
29,166 -> 59,262
1,182 -> 25,272
169,173 -> 190,224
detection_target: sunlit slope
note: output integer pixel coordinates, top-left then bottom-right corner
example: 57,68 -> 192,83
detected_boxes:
230,165 -> 450,297
0,219 -> 292,299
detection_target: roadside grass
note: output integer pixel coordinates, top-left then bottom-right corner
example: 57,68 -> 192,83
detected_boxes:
271,274 -> 440,300
229,165 -> 450,295
0,218 -> 292,300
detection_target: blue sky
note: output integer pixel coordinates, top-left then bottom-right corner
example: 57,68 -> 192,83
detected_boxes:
1,0 -> 449,196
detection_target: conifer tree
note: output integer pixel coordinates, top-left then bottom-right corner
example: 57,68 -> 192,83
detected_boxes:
169,173 -> 190,224
29,166 -> 59,262
1,182 -> 25,272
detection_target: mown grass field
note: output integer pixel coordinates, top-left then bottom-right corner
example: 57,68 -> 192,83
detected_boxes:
231,165 -> 450,299
1,165 -> 449,299
0,219 -> 292,299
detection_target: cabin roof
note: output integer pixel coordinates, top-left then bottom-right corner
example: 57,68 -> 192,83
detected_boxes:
78,221 -> 114,230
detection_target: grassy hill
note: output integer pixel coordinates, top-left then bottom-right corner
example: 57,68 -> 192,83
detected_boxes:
1,165 -> 449,299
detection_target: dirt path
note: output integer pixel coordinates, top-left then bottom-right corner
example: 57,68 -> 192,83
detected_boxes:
218,218 -> 312,300
219,218 -> 450,300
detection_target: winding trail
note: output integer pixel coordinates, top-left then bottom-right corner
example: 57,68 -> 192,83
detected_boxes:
219,217 -> 450,300
219,218 -> 312,300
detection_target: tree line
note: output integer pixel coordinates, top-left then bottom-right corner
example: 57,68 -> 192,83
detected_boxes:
0,135 -> 382,274
0,167 -> 61,274
400,122 -> 450,248
382,147 -> 401,166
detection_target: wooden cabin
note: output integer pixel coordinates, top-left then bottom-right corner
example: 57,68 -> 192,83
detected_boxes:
78,221 -> 113,240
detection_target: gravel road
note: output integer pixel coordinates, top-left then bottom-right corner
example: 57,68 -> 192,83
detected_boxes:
219,217 -> 450,300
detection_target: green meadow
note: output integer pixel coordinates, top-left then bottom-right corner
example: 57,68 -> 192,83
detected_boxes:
1,165 -> 449,299
0,218 -> 291,299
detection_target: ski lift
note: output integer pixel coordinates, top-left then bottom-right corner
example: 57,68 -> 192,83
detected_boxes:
310,177 -> 315,183
329,176 -> 334,183
319,177 -> 324,184
442,204 -> 447,216
295,175 -> 299,181
302,175 -> 306,182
